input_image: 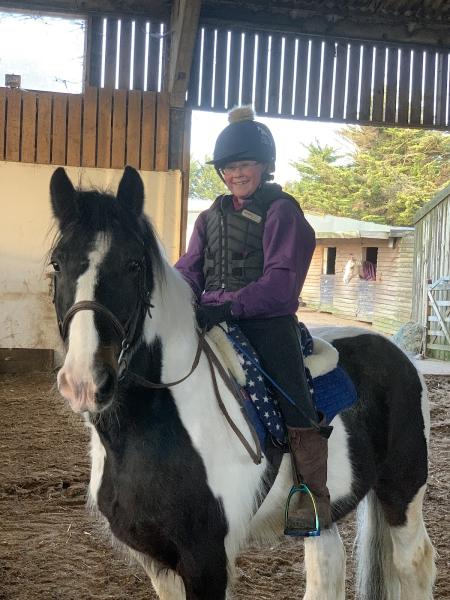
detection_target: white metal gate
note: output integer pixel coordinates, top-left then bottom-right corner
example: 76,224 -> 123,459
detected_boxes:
426,277 -> 450,360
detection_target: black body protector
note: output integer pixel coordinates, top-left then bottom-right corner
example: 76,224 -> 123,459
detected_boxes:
203,183 -> 302,292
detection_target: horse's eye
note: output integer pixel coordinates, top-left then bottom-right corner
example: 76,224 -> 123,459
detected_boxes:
128,260 -> 141,274
51,261 -> 61,272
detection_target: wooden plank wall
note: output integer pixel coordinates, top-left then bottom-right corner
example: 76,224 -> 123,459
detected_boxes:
302,237 -> 415,336
188,25 -> 450,130
87,16 -> 167,92
372,234 -> 414,335
413,190 -> 450,359
0,87 -> 170,171
302,240 -> 364,317
301,247 -> 322,308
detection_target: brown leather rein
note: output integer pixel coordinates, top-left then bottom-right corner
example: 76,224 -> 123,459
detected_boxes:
59,300 -> 262,465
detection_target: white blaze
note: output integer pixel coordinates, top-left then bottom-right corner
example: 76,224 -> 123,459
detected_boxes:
57,234 -> 111,411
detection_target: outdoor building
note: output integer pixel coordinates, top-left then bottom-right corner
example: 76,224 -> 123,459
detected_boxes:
300,214 -> 414,336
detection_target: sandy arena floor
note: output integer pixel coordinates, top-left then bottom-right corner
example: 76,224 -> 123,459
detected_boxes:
1,371 -> 448,600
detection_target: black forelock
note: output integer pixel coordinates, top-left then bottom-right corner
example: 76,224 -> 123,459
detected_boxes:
50,187 -> 165,281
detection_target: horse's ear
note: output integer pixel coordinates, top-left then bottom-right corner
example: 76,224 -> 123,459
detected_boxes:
117,166 -> 144,216
50,167 -> 77,229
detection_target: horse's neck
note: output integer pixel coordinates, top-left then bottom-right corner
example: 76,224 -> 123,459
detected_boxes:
143,260 -> 198,379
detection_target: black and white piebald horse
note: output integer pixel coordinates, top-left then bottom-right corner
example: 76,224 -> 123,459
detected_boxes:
49,166 -> 435,600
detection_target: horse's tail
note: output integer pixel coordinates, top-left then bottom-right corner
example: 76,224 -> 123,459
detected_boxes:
355,490 -> 398,600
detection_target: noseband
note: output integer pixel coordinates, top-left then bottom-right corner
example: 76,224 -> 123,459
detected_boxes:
60,300 -> 128,342
59,298 -> 147,377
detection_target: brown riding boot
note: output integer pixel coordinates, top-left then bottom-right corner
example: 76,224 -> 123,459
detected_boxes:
285,424 -> 332,534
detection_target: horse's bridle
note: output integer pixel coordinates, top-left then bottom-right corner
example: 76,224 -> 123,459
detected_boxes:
54,257 -> 262,464
55,256 -> 208,390
55,255 -> 151,373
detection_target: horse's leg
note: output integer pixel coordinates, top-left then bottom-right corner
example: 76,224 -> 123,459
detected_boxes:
388,485 -> 436,600
129,552 -> 186,600
303,523 -> 346,600
146,565 -> 186,600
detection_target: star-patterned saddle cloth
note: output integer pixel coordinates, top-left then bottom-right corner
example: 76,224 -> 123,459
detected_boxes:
220,323 -> 357,454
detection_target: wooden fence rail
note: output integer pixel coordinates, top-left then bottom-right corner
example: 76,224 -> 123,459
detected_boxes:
0,87 -> 169,171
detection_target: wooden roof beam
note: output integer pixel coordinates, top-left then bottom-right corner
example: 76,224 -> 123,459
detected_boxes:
200,5 -> 450,47
168,0 -> 201,108
0,0 -> 170,19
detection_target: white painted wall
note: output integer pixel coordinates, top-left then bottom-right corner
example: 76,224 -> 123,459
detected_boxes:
0,162 -> 182,351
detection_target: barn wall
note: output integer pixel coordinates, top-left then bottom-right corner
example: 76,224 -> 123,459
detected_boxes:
372,233 -> 414,335
303,240 -> 368,316
188,25 -> 450,129
0,87 -> 170,171
0,162 -> 182,352
413,186 -> 450,359
302,235 -> 414,336
301,246 -> 322,308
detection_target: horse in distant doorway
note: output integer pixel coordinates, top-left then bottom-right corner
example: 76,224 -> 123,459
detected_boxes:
48,166 -> 435,600
343,254 -> 377,283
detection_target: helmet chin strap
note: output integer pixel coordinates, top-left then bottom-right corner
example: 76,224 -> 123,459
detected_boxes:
215,166 -> 226,184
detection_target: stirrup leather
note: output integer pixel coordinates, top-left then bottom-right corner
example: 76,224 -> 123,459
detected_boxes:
284,483 -> 321,537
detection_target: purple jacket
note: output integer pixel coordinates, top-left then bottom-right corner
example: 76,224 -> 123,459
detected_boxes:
175,196 -> 316,319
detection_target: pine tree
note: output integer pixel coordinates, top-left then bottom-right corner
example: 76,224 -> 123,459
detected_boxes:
285,127 -> 450,225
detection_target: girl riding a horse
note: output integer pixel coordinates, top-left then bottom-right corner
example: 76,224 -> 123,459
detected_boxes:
48,126 -> 435,599
176,106 -> 330,534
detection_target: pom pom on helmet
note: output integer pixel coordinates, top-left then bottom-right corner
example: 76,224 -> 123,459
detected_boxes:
228,105 -> 256,124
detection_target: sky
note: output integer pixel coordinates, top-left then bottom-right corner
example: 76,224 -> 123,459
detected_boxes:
0,11 -> 353,185
0,12 -> 85,94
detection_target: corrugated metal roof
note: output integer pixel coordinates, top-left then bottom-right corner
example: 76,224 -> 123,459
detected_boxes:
305,213 -> 413,238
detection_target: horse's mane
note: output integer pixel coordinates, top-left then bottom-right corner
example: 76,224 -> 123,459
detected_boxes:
50,187 -> 165,282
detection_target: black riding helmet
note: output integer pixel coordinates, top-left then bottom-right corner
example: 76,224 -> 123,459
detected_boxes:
208,106 -> 276,177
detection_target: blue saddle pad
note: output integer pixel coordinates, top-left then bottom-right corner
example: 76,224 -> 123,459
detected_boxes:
226,323 -> 357,452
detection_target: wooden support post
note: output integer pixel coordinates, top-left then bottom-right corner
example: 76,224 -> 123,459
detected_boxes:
86,15 -> 104,88
168,0 -> 201,108
169,106 -> 192,255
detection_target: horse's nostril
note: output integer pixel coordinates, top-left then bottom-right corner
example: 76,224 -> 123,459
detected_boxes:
95,367 -> 117,403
